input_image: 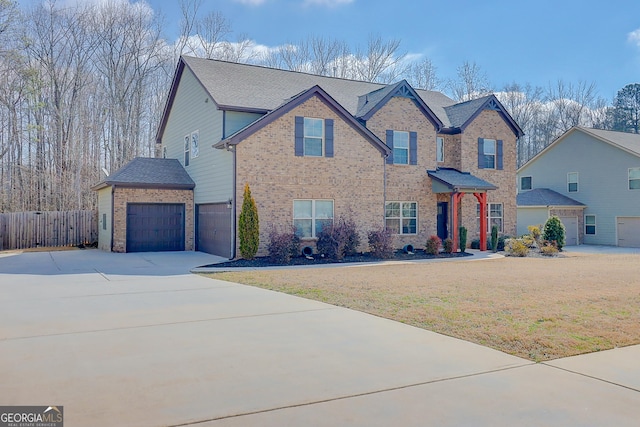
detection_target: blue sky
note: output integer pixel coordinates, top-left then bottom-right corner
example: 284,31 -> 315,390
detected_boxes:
141,0 -> 640,100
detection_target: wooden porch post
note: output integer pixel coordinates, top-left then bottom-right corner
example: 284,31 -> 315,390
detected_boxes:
474,192 -> 488,251
451,192 -> 464,251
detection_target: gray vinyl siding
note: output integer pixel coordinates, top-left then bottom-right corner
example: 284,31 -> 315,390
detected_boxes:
97,187 -> 112,251
161,67 -> 233,205
518,130 -> 640,246
516,207 -> 548,237
225,111 -> 263,137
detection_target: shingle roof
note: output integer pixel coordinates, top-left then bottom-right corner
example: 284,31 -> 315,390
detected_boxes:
427,167 -> 497,191
444,96 -> 492,128
517,188 -> 585,207
180,56 -> 457,125
92,157 -> 195,190
578,127 -> 640,156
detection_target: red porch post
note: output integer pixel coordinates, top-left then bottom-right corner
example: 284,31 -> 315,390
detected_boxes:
474,192 -> 488,251
451,192 -> 465,251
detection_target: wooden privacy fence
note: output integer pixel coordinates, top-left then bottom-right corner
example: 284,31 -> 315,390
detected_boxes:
0,210 -> 98,251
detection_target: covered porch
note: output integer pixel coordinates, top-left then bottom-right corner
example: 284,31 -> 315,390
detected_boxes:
427,168 -> 497,251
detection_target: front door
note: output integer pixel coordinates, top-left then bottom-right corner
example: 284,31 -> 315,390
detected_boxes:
437,202 -> 448,240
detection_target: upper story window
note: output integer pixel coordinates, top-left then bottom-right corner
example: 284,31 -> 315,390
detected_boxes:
184,135 -> 190,166
629,167 -> 640,190
520,176 -> 532,191
568,172 -> 578,192
386,130 -> 417,165
436,137 -> 444,162
191,131 -> 199,158
393,131 -> 409,164
477,138 -> 503,170
293,199 -> 334,238
295,116 -> 334,158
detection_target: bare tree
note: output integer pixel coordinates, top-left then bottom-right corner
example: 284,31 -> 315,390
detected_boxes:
353,34 -> 407,83
193,10 -> 231,59
546,79 -> 599,133
447,61 -> 493,102
406,57 -> 440,90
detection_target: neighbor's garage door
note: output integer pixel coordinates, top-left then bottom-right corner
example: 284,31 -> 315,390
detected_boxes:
559,216 -> 578,246
197,203 -> 232,258
617,217 -> 640,248
126,203 -> 185,252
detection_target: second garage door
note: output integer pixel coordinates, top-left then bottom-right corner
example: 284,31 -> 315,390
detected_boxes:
558,216 -> 578,246
126,203 -> 185,252
617,217 -> 640,248
197,203 -> 232,258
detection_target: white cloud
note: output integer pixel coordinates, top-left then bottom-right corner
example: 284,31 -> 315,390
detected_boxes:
627,28 -> 640,48
304,0 -> 354,7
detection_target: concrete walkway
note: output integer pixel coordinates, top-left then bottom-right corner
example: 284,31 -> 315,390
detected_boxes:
0,249 -> 638,426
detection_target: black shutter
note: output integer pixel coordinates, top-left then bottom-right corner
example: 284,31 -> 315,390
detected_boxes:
325,119 -> 334,157
409,131 -> 417,165
496,140 -> 503,170
386,130 -> 394,164
477,138 -> 484,169
295,116 -> 304,156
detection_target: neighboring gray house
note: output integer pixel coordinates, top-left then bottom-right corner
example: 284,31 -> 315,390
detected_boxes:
517,127 -> 640,247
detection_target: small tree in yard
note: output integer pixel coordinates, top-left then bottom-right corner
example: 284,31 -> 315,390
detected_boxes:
367,227 -> 394,259
459,226 -> 467,253
491,225 -> 499,252
238,183 -> 259,259
543,215 -> 566,250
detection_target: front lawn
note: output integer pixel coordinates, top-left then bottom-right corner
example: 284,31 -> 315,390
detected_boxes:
204,253 -> 640,361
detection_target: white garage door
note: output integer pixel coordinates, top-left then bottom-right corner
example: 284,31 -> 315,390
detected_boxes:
617,217 -> 640,248
559,216 -> 578,246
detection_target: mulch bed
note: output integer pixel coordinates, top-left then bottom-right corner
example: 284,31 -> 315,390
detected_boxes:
203,249 -> 473,268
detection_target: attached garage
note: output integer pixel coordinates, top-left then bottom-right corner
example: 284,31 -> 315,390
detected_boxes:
127,203 -> 185,252
617,217 -> 640,248
196,203 -> 232,258
92,158 -> 195,252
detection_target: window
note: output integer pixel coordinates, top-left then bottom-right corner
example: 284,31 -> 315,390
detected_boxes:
520,176 -> 532,191
483,139 -> 496,169
477,138 -> 503,170
568,172 -> 578,192
585,215 -> 596,235
477,203 -> 503,233
393,131 -> 409,165
162,146 -> 167,159
184,135 -> 190,166
629,168 -> 640,190
191,131 -> 199,158
385,201 -> 417,235
304,117 -> 324,156
436,137 -> 444,162
293,200 -> 333,238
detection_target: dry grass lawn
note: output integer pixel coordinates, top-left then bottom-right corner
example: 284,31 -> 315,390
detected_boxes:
205,253 -> 640,361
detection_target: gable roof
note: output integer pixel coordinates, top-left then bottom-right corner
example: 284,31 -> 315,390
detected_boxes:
157,56 -> 523,143
517,188 -> 585,207
213,85 -> 390,156
355,80 -> 443,128
427,167 -> 497,192
92,158 -> 195,190
444,95 -> 524,137
519,126 -> 640,171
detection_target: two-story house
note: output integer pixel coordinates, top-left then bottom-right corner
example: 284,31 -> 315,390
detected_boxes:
95,56 -> 523,257
517,127 -> 640,247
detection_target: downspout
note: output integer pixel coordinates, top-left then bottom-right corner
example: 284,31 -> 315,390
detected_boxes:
226,142 -> 237,260
383,156 -> 387,224
110,184 -> 115,252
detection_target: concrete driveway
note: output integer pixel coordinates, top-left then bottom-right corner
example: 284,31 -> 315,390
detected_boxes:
1,249 -> 639,426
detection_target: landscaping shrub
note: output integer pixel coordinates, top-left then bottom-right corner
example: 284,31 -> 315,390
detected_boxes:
505,238 -> 529,257
317,217 -> 361,260
425,235 -> 441,255
470,239 -> 480,250
520,234 -> 536,248
497,234 -> 509,251
267,227 -> 300,264
527,225 -> 542,245
459,226 -> 467,252
367,227 -> 394,259
490,225 -> 499,252
443,238 -> 454,254
543,216 -> 566,250
238,183 -> 259,259
540,240 -> 559,256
